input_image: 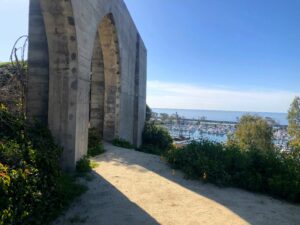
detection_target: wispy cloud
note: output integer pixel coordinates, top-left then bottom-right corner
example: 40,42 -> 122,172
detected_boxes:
147,81 -> 299,113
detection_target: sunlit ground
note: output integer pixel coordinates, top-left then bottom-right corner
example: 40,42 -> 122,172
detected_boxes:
56,143 -> 300,225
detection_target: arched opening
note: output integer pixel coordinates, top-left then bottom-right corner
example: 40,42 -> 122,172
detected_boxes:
90,14 -> 121,141
27,1 -> 147,170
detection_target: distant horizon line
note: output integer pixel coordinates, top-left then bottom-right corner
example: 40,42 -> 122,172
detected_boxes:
151,107 -> 288,115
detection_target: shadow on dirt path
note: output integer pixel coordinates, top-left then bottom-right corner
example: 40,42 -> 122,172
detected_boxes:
55,143 -> 300,225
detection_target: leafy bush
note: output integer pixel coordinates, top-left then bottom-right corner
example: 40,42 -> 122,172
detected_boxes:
112,138 -> 135,149
88,144 -> 104,157
141,122 -> 173,155
76,156 -> 93,174
166,140 -> 300,202
0,105 -> 85,225
166,140 -> 228,184
229,115 -> 274,152
139,144 -> 166,155
88,128 -> 104,157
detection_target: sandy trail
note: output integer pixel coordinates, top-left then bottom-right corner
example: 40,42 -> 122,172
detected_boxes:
55,143 -> 300,225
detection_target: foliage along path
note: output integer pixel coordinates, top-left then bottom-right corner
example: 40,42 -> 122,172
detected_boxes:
55,143 -> 300,225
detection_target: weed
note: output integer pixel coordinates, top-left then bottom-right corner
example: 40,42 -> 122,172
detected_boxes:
112,138 -> 135,149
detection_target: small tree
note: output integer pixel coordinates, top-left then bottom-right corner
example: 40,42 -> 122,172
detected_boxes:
142,122 -> 173,155
287,96 -> 300,153
229,115 -> 274,152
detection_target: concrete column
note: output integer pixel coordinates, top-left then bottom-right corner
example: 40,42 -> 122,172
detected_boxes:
134,34 -> 147,147
27,0 -> 49,124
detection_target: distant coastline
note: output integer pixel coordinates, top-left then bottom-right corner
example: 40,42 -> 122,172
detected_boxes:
152,108 -> 288,125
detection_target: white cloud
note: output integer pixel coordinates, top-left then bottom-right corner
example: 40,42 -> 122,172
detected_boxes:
147,80 -> 300,113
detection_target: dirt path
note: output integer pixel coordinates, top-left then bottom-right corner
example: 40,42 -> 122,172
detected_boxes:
55,143 -> 300,225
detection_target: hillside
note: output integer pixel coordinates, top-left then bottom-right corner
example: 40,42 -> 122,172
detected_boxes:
0,62 -> 22,113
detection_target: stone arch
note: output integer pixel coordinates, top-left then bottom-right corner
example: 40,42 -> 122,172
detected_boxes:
27,0 -> 147,170
90,14 -> 121,141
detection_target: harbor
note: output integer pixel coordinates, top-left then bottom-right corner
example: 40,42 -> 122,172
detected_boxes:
152,112 -> 290,151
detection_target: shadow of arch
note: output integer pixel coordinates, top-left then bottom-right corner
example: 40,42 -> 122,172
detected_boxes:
55,171 -> 160,225
96,145 -> 300,225
90,13 -> 121,141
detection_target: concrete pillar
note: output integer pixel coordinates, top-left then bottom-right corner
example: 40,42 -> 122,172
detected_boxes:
27,0 -> 49,124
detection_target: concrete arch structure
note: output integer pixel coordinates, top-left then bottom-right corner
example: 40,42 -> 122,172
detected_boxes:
90,14 -> 121,141
27,0 -> 147,170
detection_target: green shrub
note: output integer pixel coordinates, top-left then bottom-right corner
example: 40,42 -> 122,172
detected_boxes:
112,138 -> 135,149
141,122 -> 173,155
166,140 -> 300,203
166,140 -> 228,184
0,105 -> 85,225
88,144 -> 104,157
76,157 -> 93,174
88,128 -> 104,157
229,115 -> 274,152
139,144 -> 166,155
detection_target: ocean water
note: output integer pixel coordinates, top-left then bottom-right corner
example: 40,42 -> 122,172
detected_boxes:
152,108 -> 288,125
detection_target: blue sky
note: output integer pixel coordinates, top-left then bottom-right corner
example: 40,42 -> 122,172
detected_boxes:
1,0 -> 300,112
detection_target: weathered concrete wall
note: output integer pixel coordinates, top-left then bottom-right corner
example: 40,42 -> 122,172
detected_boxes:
90,33 -> 105,135
27,0 -> 147,170
27,0 -> 49,124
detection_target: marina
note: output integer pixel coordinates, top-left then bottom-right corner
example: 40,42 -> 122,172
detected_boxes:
152,111 -> 290,151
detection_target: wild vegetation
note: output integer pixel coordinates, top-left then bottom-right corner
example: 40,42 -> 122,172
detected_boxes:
227,114 -> 274,152
0,56 -> 95,224
0,63 -> 23,114
0,104 -> 87,225
88,128 -> 105,157
112,137 -> 135,149
167,139 -> 300,203
140,122 -> 173,155
288,96 -> 300,156
76,156 -> 96,174
166,112 -> 300,203
137,105 -> 300,203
